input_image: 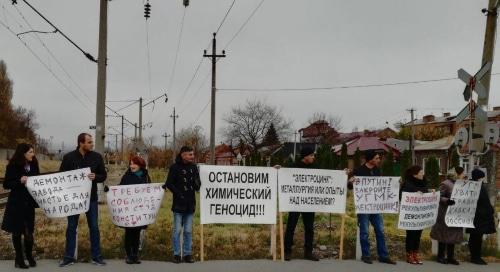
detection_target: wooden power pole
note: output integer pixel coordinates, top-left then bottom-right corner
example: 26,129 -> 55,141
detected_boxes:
204,33 -> 226,165
95,0 -> 108,154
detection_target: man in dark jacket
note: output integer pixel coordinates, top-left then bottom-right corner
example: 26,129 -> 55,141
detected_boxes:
467,168 -> 496,265
350,150 -> 396,265
59,133 -> 107,267
283,147 -> 320,261
163,146 -> 200,264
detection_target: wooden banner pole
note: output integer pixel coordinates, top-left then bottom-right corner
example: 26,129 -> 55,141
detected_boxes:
339,214 -> 346,260
279,212 -> 285,261
271,224 -> 277,261
200,224 -> 205,262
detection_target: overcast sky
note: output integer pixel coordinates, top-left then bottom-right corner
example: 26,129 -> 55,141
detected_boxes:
1,0 -> 499,152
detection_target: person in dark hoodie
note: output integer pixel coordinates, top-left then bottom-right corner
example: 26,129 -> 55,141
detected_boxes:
466,168 -> 496,265
162,146 -> 200,264
59,133 -> 107,267
401,165 -> 431,265
119,156 -> 151,264
349,150 -> 396,265
1,143 -> 39,269
283,146 -> 320,262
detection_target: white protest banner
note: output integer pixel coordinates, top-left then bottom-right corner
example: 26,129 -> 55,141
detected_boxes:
200,165 -> 277,224
445,180 -> 481,228
398,192 -> 440,230
278,168 -> 347,213
27,168 -> 92,218
353,176 -> 400,214
106,183 -> 165,227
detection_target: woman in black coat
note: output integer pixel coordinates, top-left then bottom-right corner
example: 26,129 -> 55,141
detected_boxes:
466,168 -> 496,265
401,165 -> 430,265
1,143 -> 40,269
119,156 -> 150,264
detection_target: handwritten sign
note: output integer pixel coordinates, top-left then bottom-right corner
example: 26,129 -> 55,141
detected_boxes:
398,192 -> 440,230
445,180 -> 481,228
353,176 -> 400,214
278,168 -> 347,213
106,183 -> 164,227
27,168 -> 92,218
200,165 -> 277,224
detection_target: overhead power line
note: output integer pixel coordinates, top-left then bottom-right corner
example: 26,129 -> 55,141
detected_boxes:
218,73 -> 500,92
13,5 -> 95,105
15,0 -> 97,62
0,17 -> 95,115
167,8 -> 187,93
223,0 -> 265,50
216,0 -> 236,34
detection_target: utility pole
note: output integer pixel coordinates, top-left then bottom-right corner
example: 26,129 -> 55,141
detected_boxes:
121,115 -> 124,163
138,97 -> 143,142
95,0 -> 108,154
479,1 -> 499,106
115,134 -> 118,154
134,123 -> 138,140
162,133 -> 171,150
170,108 -> 179,155
480,1 -> 499,205
407,108 -> 416,164
204,33 -> 226,165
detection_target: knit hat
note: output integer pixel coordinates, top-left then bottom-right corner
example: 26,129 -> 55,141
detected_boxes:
471,168 -> 485,181
300,146 -> 315,158
364,150 -> 377,162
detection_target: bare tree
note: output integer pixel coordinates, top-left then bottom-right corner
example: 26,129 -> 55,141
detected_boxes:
176,125 -> 208,161
222,99 -> 292,150
307,111 -> 343,131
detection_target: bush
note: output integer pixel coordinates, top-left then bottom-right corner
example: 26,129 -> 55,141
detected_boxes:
425,156 -> 440,188
339,143 -> 348,169
381,152 -> 395,176
399,150 -> 411,180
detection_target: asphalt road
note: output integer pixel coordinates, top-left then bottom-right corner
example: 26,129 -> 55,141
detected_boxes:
0,259 -> 498,272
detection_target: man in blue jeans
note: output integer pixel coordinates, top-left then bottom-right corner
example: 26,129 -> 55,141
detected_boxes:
350,150 -> 396,265
163,146 -> 200,263
59,133 -> 107,267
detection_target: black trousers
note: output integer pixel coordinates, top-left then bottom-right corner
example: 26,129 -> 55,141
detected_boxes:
12,228 -> 34,261
438,242 -> 455,259
405,230 -> 422,252
468,232 -> 483,260
124,228 -> 141,259
284,212 -> 315,254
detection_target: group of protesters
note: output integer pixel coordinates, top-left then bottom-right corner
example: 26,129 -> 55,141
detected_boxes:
1,132 -> 497,269
1,133 -> 200,268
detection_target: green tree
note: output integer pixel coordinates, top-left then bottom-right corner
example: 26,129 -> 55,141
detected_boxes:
331,151 -> 340,170
425,156 -> 440,188
399,150 -> 412,180
450,147 -> 460,168
353,148 -> 362,169
396,126 -> 411,140
315,144 -> 334,169
381,151 -> 395,176
339,143 -> 348,169
261,123 -> 280,147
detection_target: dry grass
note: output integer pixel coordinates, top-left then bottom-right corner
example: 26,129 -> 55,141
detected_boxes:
0,160 -> 498,261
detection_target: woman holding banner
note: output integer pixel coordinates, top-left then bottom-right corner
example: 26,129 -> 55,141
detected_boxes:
118,156 -> 151,264
430,166 -> 464,265
1,143 -> 40,269
466,168 -> 496,265
401,165 -> 429,265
